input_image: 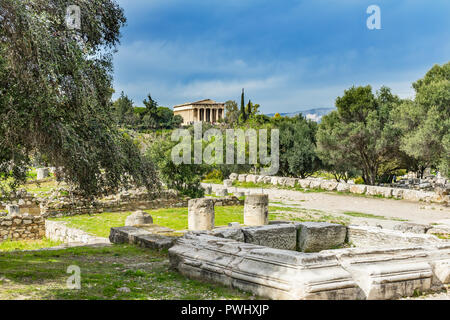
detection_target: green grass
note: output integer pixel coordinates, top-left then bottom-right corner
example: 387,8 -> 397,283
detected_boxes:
51,206 -> 248,237
0,244 -> 254,300
51,203 -> 352,238
342,211 -> 407,221
0,238 -> 62,252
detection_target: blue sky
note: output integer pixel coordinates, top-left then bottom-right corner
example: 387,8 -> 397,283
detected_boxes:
112,0 -> 450,113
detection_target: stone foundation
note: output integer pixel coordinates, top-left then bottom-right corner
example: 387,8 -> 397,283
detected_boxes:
169,233 -> 450,300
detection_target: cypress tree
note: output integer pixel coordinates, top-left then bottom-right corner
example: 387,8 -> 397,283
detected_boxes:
240,88 -> 247,121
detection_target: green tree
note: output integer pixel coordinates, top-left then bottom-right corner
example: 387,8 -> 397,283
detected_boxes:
240,88 -> 247,122
392,62 -> 450,176
317,86 -> 403,185
0,0 -> 159,198
148,134 -> 208,198
224,100 -> 239,124
278,116 -> 321,178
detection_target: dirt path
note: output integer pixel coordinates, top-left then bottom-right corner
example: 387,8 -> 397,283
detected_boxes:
206,183 -> 450,228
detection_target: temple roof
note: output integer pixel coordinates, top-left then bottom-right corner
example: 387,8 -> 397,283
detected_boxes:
173,99 -> 224,109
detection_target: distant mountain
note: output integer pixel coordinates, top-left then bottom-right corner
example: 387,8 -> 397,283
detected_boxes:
266,107 -> 335,122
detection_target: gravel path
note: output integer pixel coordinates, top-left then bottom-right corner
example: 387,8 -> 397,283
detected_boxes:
206,183 -> 450,228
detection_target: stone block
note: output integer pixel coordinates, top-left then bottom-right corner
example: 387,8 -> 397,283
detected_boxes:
246,174 -> 258,183
349,184 -> 367,194
211,227 -> 244,242
337,182 -> 350,192
392,188 -> 404,199
229,173 -> 238,181
285,178 -> 297,188
320,181 -> 338,191
242,224 -> 297,250
394,222 -> 431,234
238,174 -> 247,182
296,222 -> 347,252
309,180 -> 322,189
298,179 -> 311,189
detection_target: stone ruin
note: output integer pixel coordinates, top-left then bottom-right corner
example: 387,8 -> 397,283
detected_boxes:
109,195 -> 450,300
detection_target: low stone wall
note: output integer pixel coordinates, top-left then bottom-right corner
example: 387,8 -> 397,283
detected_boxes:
41,190 -> 188,217
0,214 -> 45,241
45,220 -> 109,244
229,173 -> 449,205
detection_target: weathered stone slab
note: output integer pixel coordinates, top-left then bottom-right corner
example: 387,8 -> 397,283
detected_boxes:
285,178 -> 297,188
324,244 -> 450,299
298,179 -> 311,189
271,177 -> 278,185
403,189 -> 420,202
242,224 -> 297,250
229,173 -> 238,181
296,222 -> 347,252
211,227 -> 244,242
109,226 -> 176,250
392,188 -> 404,199
238,174 -> 247,182
376,186 -> 393,198
246,174 -> 258,183
365,186 -> 378,196
394,222 -> 431,234
347,225 -> 441,247
349,184 -> 367,194
309,180 -> 322,189
336,182 -> 350,192
320,181 -> 338,191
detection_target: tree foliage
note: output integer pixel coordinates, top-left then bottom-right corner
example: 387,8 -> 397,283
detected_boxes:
278,115 -> 320,178
0,0 -> 159,198
317,86 -> 405,185
392,62 -> 450,176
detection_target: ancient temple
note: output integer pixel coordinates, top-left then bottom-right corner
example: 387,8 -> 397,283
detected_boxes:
173,99 -> 225,125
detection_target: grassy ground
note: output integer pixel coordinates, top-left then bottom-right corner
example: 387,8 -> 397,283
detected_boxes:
51,206 -> 250,237
0,238 -> 62,252
50,205 -> 350,238
0,244 -> 254,300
